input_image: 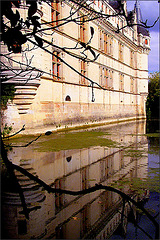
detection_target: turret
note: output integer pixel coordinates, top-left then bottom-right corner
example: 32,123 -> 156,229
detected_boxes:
134,0 -> 150,50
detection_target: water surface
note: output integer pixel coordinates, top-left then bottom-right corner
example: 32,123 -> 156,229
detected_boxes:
1,120 -> 159,239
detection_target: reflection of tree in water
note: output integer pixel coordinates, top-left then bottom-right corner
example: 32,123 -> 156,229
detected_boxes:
146,120 -> 159,135
2,158 -> 46,239
147,120 -> 159,156
148,137 -> 159,153
1,126 -> 159,239
1,0 -> 159,237
2,156 -> 46,205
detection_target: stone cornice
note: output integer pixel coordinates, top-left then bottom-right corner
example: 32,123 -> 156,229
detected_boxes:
41,75 -> 140,96
1,70 -> 41,114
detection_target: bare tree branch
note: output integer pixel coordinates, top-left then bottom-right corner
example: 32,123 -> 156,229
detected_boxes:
4,134 -> 42,147
1,137 -> 29,219
2,124 -> 26,139
5,161 -> 158,238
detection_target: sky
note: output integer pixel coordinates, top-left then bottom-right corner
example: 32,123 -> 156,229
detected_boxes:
127,0 -> 159,73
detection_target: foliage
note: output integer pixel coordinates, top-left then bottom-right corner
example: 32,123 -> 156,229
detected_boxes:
1,0 -> 158,56
146,72 -> 160,120
1,83 -> 15,107
1,0 -> 159,102
111,173 -> 160,195
1,2 -> 160,238
146,119 -> 159,134
1,0 -> 42,53
1,123 -> 13,138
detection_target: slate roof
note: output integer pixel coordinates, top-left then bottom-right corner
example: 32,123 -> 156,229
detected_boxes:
137,26 -> 150,36
109,0 -> 120,11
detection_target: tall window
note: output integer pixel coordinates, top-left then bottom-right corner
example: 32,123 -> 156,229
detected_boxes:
81,168 -> 88,190
119,73 -> 124,91
130,77 -> 134,93
104,33 -> 108,53
55,225 -> 65,239
55,179 -> 65,213
101,2 -> 104,11
100,66 -> 107,88
119,150 -> 124,169
108,70 -> 113,88
18,220 -> 27,235
99,30 -> 104,51
52,51 -> 61,80
100,67 -> 104,87
105,68 -> 108,88
79,15 -> 87,84
98,0 -> 100,8
80,16 -> 86,43
80,60 -> 87,85
105,6 -> 108,15
145,39 -> 148,44
100,191 -> 110,213
120,20 -> 123,31
130,50 -> 134,68
100,33 -> 113,56
81,205 -> 90,236
110,37 -> 113,56
118,42 -> 123,62
108,36 -> 113,56
100,67 -> 113,89
51,0 -> 61,27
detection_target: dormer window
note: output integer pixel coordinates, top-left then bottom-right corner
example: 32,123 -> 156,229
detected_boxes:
145,39 -> 148,45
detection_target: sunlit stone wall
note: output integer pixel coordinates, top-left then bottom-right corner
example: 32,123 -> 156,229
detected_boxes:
1,0 -> 150,132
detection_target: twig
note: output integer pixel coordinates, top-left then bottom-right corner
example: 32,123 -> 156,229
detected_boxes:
1,137 -> 29,219
6,162 -> 159,236
2,125 -> 25,139
6,134 -> 42,147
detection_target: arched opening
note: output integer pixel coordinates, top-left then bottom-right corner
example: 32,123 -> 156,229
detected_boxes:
66,156 -> 72,162
65,95 -> 71,101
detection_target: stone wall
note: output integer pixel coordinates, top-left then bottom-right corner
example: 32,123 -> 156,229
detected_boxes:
1,0 -> 149,133
1,77 -> 144,132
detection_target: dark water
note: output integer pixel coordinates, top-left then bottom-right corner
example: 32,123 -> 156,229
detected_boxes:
1,120 -> 159,239
111,135 -> 160,239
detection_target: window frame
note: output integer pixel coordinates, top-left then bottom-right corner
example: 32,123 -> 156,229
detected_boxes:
51,0 -> 61,28
52,50 -> 61,80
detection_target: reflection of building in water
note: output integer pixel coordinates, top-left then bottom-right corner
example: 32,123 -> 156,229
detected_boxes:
2,121 -> 149,239
2,159 -> 46,239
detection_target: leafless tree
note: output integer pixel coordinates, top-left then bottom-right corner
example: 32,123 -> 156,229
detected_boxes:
1,0 -> 159,99
1,129 -> 159,239
1,1 -> 159,238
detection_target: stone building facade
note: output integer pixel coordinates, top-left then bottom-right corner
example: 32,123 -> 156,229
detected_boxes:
1,0 -> 150,132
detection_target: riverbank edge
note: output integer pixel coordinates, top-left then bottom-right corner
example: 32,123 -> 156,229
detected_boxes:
9,116 -> 146,138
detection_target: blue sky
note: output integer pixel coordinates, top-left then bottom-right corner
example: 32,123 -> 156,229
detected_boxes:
127,0 -> 159,73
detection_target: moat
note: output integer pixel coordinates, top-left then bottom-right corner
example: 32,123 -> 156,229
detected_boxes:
1,120 -> 159,239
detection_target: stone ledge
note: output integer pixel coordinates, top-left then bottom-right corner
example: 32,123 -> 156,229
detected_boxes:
13,116 -> 146,136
